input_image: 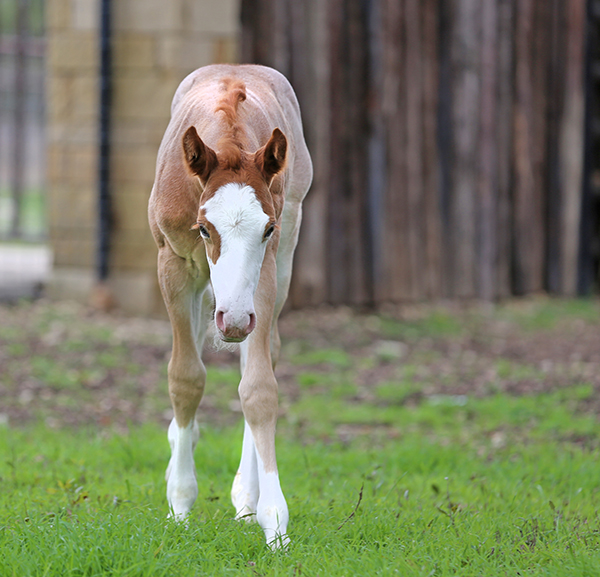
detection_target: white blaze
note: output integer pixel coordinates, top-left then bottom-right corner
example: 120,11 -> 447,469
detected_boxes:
202,183 -> 270,337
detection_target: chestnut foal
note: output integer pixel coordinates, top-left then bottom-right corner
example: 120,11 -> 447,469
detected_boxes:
148,64 -> 312,547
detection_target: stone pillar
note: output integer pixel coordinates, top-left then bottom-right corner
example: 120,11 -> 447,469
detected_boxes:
46,0 -> 238,315
47,0 -> 99,303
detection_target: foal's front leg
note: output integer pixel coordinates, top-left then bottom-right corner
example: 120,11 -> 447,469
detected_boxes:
234,247 -> 289,547
158,247 -> 208,519
239,351 -> 288,547
231,419 -> 259,522
166,416 -> 200,519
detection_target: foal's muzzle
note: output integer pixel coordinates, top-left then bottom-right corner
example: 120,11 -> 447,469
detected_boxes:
215,309 -> 257,342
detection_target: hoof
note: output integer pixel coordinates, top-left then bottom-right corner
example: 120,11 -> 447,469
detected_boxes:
266,532 -> 290,551
258,503 -> 289,549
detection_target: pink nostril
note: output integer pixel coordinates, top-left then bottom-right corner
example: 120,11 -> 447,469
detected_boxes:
216,309 -> 255,339
215,310 -> 226,333
245,313 -> 257,336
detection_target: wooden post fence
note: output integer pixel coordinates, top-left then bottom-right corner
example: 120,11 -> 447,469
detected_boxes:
240,0 -> 592,307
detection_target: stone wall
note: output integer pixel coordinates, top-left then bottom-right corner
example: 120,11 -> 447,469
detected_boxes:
46,0 -> 238,315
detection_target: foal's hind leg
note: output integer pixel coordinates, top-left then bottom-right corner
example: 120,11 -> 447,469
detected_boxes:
158,247 -> 210,519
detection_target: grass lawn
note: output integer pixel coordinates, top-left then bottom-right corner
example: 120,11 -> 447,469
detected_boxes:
0,188 -> 47,241
0,298 -> 600,575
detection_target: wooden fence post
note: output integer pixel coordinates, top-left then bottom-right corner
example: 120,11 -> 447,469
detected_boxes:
290,0 -> 331,306
478,0 -> 499,301
450,0 -> 481,298
495,0 -> 515,298
559,0 -> 586,295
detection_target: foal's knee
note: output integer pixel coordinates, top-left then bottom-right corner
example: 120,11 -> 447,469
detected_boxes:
168,359 -> 206,425
239,375 -> 278,425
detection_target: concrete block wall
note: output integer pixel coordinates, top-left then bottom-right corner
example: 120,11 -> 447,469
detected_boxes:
47,0 -> 239,315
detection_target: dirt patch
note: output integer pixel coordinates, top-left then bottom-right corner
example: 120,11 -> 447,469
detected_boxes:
1,298 -> 599,430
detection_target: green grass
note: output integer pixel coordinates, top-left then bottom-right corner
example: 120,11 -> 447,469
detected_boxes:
498,301 -> 599,332
0,0 -> 45,36
379,310 -> 464,341
1,391 -> 600,576
1,298 -> 600,575
0,188 -> 47,240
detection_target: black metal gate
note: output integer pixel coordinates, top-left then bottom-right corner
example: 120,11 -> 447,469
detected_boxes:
0,0 -> 46,242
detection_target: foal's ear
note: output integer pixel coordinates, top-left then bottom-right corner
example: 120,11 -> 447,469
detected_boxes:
255,128 -> 287,184
182,126 -> 219,184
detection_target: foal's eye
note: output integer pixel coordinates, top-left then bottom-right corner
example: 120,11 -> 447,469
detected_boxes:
264,224 -> 275,240
198,225 -> 210,239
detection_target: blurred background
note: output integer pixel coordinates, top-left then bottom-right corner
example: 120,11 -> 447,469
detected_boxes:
0,0 -> 597,315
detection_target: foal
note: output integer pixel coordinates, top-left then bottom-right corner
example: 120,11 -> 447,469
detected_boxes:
148,64 -> 312,546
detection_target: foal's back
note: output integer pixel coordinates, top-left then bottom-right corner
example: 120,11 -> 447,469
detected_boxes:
150,64 -> 311,254
171,65 -> 304,151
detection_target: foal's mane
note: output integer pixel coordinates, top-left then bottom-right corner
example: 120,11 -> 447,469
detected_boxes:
215,78 -> 247,170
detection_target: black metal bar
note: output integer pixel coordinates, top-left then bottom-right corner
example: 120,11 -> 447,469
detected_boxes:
97,0 -> 112,281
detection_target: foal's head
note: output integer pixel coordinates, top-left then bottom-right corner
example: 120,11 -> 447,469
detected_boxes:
183,126 -> 287,342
